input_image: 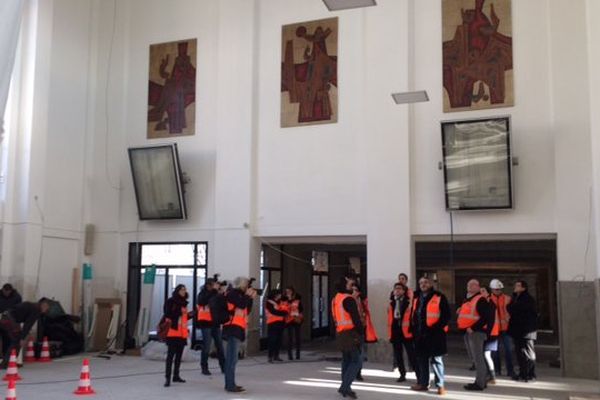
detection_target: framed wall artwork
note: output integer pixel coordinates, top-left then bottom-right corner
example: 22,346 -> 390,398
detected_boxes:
147,38 -> 197,139
281,17 -> 338,128
441,116 -> 513,211
442,0 -> 513,112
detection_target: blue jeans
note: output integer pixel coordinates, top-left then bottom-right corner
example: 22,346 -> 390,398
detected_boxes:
224,337 -> 240,390
492,332 -> 514,375
201,327 -> 225,371
340,348 -> 362,394
416,354 -> 445,388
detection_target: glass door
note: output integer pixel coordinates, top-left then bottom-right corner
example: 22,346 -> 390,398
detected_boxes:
311,272 -> 329,338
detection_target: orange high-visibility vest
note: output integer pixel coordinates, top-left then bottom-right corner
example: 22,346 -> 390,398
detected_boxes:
387,302 -> 413,340
363,298 -> 378,343
457,294 -> 483,329
490,294 -> 510,332
167,307 -> 189,339
489,305 -> 500,337
332,293 -> 355,333
412,294 -> 449,332
266,300 -> 286,325
223,302 -> 248,330
197,305 -> 212,323
286,299 -> 302,324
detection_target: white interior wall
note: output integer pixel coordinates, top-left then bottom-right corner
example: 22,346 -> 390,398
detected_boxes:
1,0 -> 599,339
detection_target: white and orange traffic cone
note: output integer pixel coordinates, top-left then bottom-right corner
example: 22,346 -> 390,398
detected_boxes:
5,378 -> 17,400
73,359 -> 96,395
2,350 -> 22,382
24,339 -> 36,363
38,337 -> 51,363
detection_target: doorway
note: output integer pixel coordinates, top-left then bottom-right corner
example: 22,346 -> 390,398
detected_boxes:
126,242 -> 208,348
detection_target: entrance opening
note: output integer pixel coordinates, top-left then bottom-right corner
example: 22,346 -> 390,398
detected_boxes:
415,236 -> 559,352
258,241 -> 367,351
126,242 -> 208,348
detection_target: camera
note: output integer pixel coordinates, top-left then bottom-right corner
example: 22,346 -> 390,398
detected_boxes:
248,278 -> 263,296
212,273 -> 228,287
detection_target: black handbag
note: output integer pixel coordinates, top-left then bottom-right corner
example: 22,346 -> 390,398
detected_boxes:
336,330 -> 362,352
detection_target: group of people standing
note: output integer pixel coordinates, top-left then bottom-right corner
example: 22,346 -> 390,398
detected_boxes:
161,277 -> 305,393
332,273 -> 538,398
161,277 -> 257,392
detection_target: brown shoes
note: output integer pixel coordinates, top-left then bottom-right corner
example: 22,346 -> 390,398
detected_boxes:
410,384 -> 428,391
437,387 -> 447,395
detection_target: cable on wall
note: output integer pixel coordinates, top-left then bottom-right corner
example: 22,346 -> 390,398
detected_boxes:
103,0 -> 120,191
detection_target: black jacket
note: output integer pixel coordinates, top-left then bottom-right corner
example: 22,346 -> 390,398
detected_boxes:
209,292 -> 229,326
222,289 -> 253,342
507,290 -> 538,339
163,296 -> 188,332
389,296 -> 411,343
266,299 -> 288,329
0,290 -> 22,313
10,302 -> 40,340
411,290 -> 451,357
196,287 -> 217,328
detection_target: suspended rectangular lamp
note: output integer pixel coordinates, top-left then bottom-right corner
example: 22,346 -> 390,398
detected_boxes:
322,0 -> 377,11
391,90 -> 429,105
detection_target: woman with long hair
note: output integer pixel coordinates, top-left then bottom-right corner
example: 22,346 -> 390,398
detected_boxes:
163,284 -> 190,387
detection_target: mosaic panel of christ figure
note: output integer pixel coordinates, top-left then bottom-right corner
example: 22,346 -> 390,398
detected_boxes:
442,0 -> 513,112
281,18 -> 338,128
147,38 -> 197,138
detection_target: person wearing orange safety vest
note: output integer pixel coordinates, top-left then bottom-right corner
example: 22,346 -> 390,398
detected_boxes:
284,286 -> 304,360
388,282 -> 416,382
332,277 -> 364,399
266,289 -> 288,363
459,279 -> 494,392
163,284 -> 191,387
410,276 -> 451,396
489,279 -> 514,377
351,283 -> 377,382
481,286 -> 501,385
222,277 -> 257,393
197,278 -> 225,375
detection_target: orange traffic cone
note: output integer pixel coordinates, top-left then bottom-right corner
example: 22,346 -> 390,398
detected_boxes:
5,378 -> 17,400
74,359 -> 96,395
38,337 -> 51,363
2,350 -> 22,382
24,339 -> 35,363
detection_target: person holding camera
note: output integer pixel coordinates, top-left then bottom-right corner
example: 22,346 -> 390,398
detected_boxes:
284,286 -> 303,360
332,277 -> 364,399
222,277 -> 257,393
163,284 -> 191,387
197,277 -> 226,375
266,289 -> 288,363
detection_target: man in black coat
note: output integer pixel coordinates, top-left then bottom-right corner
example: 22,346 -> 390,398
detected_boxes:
197,278 -> 225,375
507,280 -> 537,382
410,276 -> 451,396
389,282 -> 416,382
0,284 -> 22,313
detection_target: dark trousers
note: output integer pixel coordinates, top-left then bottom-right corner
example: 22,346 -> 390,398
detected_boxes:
165,339 -> 186,381
415,354 -> 445,388
200,326 -> 225,371
514,338 -> 536,379
393,340 -> 416,376
340,347 -> 362,394
0,317 -> 21,367
267,323 -> 284,360
492,332 -> 514,375
286,323 -> 301,359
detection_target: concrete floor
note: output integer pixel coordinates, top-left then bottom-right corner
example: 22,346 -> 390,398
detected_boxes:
5,351 -> 600,400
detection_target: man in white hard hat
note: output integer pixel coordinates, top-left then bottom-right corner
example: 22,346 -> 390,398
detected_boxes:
489,279 -> 514,377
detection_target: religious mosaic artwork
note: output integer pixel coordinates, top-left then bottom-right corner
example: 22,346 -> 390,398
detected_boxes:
147,39 -> 197,138
281,18 -> 338,128
442,0 -> 513,112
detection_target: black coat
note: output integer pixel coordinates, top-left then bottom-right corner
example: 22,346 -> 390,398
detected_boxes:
507,290 -> 538,339
196,287 -> 217,328
0,290 -> 22,313
163,296 -> 188,331
389,296 -> 411,343
410,290 -> 451,357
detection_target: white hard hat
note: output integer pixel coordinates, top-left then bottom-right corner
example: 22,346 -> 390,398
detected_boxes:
490,279 -> 504,289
